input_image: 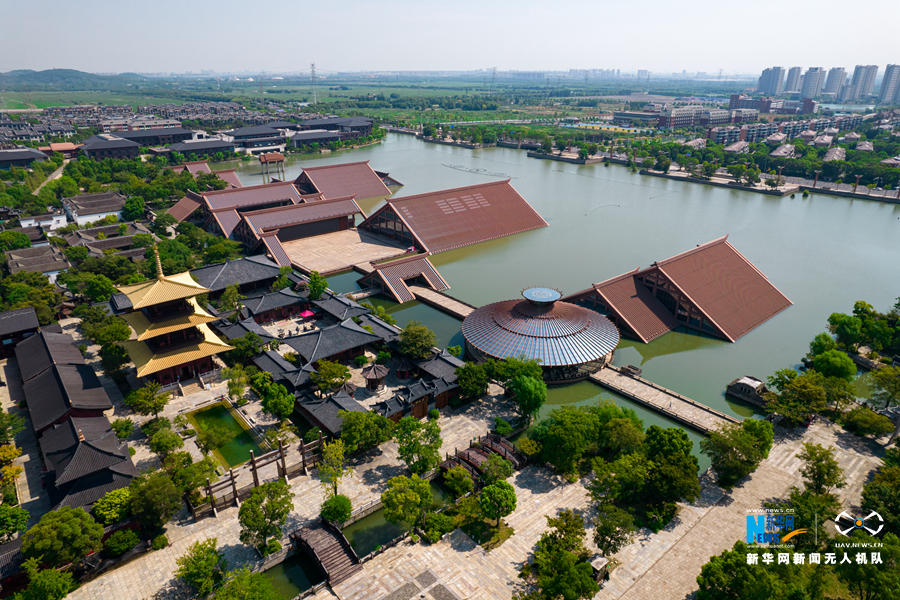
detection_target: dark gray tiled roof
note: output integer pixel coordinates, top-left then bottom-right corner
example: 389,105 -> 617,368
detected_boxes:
283,319 -> 381,365
15,330 -> 85,382
0,306 -> 39,337
39,416 -> 137,510
251,350 -> 315,390
356,314 -> 401,344
24,364 -> 112,431
312,291 -> 370,321
226,125 -> 281,138
0,147 -> 48,162
415,349 -> 465,383
169,139 -> 235,152
190,255 -> 282,293
212,317 -> 276,342
81,136 -> 140,151
243,288 -> 305,316
296,390 -> 366,436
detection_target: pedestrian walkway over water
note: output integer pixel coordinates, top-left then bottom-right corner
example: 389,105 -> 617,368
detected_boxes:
590,366 -> 739,434
408,285 -> 475,320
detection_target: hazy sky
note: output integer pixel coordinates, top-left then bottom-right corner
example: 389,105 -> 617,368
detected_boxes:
1,0 -> 897,76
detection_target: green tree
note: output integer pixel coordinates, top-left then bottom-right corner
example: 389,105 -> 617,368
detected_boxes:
798,442 -> 846,495
81,316 -> 131,346
121,196 -> 146,221
307,271 -> 328,300
124,380 -> 171,419
228,332 -> 264,363
812,349 -> 857,381
318,440 -> 352,498
590,452 -> 651,503
260,382 -> 294,421
219,283 -> 244,323
320,494 -> 352,523
834,531 -> 900,600
644,425 -> 698,469
828,313 -> 863,351
196,424 -> 235,455
767,487 -> 840,552
0,504 -> 29,543
455,362 -> 489,398
17,557 -> 76,600
271,266 -> 293,291
238,480 -> 294,553
149,427 -> 184,458
309,359 -> 350,395
203,240 -> 243,264
766,372 -> 827,425
99,343 -> 130,378
63,245 -> 89,264
339,410 -> 394,453
0,411 -> 26,445
85,274 -> 116,302
130,471 -> 182,532
696,540 -> 785,600
443,466 -> 474,498
508,375 -> 547,421
481,453 -> 514,485
593,503 -> 634,556
0,231 -> 31,251
845,407 -> 894,437
215,566 -> 282,600
395,416 -> 442,474
175,538 -> 227,598
648,452 -> 701,505
871,365 -> 900,409
534,550 -> 600,600
809,332 -> 837,356
700,419 -> 773,487
21,506 -> 104,568
399,320 -> 437,359
480,480 -> 517,527
530,406 -> 599,474
164,452 -> 218,498
223,364 -> 250,402
92,488 -> 131,526
862,467 -> 900,536
381,474 -> 432,529
598,417 -> 645,460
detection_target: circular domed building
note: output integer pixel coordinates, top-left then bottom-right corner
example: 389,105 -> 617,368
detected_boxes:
461,287 -> 620,383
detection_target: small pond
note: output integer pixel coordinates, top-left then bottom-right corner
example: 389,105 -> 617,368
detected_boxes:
188,402 -> 263,469
342,480 -> 453,558
261,551 -> 325,599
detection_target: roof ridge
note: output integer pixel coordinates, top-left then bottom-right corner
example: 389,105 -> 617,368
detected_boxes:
301,160 -> 369,172
385,179 -> 511,204
371,253 -> 431,270
55,438 -> 123,485
652,235 -> 729,267
592,267 -> 642,289
202,180 -> 295,196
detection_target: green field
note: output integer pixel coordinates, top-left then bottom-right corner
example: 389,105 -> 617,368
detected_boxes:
0,91 -> 188,109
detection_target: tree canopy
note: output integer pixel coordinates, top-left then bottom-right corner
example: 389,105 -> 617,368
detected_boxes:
238,480 -> 294,553
21,506 -> 103,568
395,416 -> 442,474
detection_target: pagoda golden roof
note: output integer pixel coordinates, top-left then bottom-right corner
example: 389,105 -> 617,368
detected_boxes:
119,298 -> 218,341
118,323 -> 233,378
117,271 -> 209,310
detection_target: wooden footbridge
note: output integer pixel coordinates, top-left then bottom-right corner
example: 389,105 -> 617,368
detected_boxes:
590,366 -> 739,434
408,285 -> 475,319
293,519 -> 362,586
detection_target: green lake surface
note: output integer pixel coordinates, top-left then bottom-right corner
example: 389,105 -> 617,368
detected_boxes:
215,134 -> 900,455
189,403 -> 262,468
342,480 -> 453,558
261,551 -> 324,599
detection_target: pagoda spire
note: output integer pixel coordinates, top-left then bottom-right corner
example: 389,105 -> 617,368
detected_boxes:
153,245 -> 163,280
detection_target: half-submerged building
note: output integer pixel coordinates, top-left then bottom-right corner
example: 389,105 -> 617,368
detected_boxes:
116,253 -> 233,386
564,235 -> 792,343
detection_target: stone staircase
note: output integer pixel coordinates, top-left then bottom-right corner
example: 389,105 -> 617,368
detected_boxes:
298,521 -> 362,586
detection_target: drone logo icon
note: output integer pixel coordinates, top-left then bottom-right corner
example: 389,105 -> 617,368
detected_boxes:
835,511 -> 884,536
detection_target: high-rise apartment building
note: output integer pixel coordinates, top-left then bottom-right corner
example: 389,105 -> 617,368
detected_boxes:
801,68 -> 826,99
879,65 -> 900,104
757,67 -> 785,95
824,68 -> 846,94
637,70 -> 649,79
784,67 -> 802,92
849,65 -> 879,99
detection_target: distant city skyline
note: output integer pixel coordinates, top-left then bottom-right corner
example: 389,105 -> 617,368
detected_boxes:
0,0 -> 896,76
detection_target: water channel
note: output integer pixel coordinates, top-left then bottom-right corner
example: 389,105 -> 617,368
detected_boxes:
188,403 -> 262,468
214,134 -> 900,465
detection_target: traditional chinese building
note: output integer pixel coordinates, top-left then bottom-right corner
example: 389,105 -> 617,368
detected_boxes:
116,252 -> 233,386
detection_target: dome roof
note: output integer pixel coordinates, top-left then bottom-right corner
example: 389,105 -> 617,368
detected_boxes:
462,289 -> 620,367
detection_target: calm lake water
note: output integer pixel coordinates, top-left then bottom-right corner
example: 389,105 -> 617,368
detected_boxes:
215,134 -> 900,451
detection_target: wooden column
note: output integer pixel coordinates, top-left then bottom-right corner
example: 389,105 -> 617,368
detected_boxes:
300,439 -> 307,473
279,439 -> 288,482
230,469 -> 239,507
250,450 -> 259,488
207,478 -> 216,513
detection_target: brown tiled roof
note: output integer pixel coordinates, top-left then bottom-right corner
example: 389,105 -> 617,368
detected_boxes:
201,181 -> 303,210
213,169 -> 243,188
168,196 -> 201,222
242,195 -> 362,236
259,152 -> 285,163
649,235 -> 792,341
212,209 -> 243,237
261,235 -> 291,266
591,269 -> 677,343
358,255 -> 449,303
361,180 -> 547,254
300,161 -> 391,201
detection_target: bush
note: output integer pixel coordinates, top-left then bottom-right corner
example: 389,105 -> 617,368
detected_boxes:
423,512 -> 456,543
354,355 -> 369,367
518,438 -> 541,456
93,488 -> 132,525
104,529 -> 140,557
263,539 -> 282,557
182,428 -> 196,437
111,418 -> 134,440
78,344 -> 88,356
320,494 -> 352,523
128,447 -> 136,456
376,350 -> 391,365
304,427 -> 321,443
429,409 -> 440,420
845,407 -> 894,438
494,417 -> 513,436
152,535 -> 169,550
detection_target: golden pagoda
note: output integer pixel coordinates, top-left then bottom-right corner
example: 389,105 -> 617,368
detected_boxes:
117,250 -> 233,385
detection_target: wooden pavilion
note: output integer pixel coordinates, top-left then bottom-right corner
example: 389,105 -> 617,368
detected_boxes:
360,363 -> 389,391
